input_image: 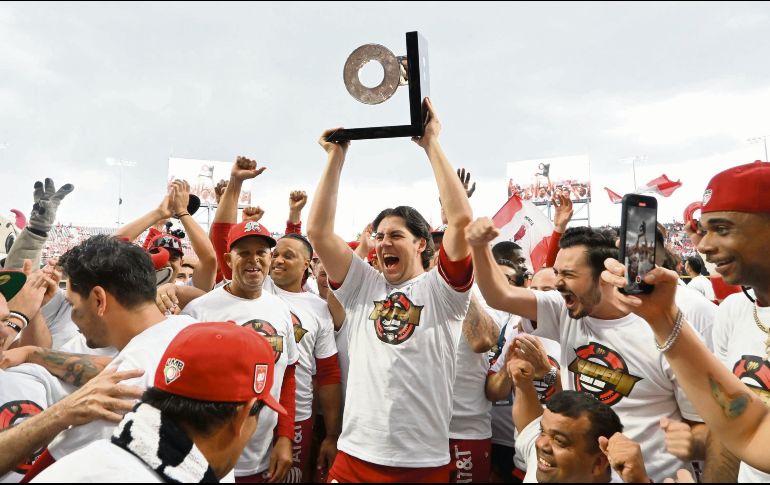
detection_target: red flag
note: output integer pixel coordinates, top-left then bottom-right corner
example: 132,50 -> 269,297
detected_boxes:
603,187 -> 623,204
492,195 -> 554,271
637,174 -> 682,197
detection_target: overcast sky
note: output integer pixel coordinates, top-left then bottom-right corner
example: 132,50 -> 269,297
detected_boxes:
1,2 -> 769,237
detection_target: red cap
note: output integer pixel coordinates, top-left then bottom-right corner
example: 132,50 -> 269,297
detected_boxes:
347,241 -> 360,250
227,221 -> 277,251
154,322 -> 286,415
702,161 -> 770,214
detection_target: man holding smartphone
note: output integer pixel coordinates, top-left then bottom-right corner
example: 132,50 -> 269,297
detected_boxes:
467,220 -> 706,482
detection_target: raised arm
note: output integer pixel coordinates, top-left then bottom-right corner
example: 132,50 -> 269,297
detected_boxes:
508,352 -> 543,433
286,191 -> 307,234
306,129 -> 354,284
168,180 -> 217,291
413,99 -> 472,261
210,157 -> 266,280
602,260 -> 770,473
113,188 -> 173,242
465,218 -> 538,321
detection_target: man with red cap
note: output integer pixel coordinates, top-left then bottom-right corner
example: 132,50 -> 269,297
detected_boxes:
203,173 -> 341,483
679,161 -> 770,482
183,217 -> 299,483
31,322 -> 287,482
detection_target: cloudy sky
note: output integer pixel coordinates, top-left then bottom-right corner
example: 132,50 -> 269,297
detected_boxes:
1,2 -> 769,237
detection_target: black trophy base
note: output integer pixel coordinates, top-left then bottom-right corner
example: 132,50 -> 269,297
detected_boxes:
326,124 -> 421,142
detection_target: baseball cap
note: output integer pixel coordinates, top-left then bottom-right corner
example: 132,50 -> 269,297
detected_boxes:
150,234 -> 184,257
227,221 -> 277,251
155,322 -> 286,415
347,241 -> 360,250
702,161 -> 770,214
0,271 -> 26,301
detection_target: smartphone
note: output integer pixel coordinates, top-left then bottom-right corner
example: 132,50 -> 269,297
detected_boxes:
618,194 -> 658,294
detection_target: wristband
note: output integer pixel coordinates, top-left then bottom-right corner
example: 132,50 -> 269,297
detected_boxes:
174,212 -> 191,219
4,319 -> 22,333
8,311 -> 29,329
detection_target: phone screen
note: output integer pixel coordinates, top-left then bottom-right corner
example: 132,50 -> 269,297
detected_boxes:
623,202 -> 657,293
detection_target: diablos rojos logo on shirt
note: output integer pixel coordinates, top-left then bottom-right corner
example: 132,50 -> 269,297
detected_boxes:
242,319 -> 284,363
569,342 -> 643,406
733,355 -> 770,406
368,292 -> 423,346
0,400 -> 44,474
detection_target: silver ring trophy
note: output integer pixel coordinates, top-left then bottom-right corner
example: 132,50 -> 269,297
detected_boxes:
327,31 -> 430,142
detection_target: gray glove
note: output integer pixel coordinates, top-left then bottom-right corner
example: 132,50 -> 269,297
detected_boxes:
29,178 -> 74,235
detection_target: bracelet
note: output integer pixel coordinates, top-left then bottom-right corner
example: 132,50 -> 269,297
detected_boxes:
174,212 -> 191,219
8,311 -> 29,329
4,319 -> 22,333
655,309 -> 684,353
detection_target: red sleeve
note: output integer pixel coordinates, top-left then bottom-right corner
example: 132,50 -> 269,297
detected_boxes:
315,354 -> 341,387
437,245 -> 474,292
210,222 -> 233,281
545,230 -> 562,268
276,364 -> 297,437
285,220 -> 302,235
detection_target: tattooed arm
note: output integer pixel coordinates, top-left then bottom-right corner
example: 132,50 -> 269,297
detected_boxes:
462,295 -> 499,353
0,346 -> 110,387
602,261 -> 770,473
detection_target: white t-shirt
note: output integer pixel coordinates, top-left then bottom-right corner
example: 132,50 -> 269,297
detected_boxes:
48,315 -> 197,460
687,275 -> 716,302
40,291 -> 79,351
263,277 -> 338,422
58,333 -> 119,358
32,439 -> 162,483
183,286 -> 299,476
712,292 -> 770,483
333,254 -> 472,467
530,290 -> 700,482
0,364 -> 71,483
675,283 -> 717,351
515,416 -> 542,484
334,317 -> 352,403
449,329 -> 492,440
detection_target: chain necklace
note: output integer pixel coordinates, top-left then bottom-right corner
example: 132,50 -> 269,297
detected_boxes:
752,303 -> 770,360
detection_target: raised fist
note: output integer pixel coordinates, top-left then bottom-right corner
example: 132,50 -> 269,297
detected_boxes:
465,217 -> 500,248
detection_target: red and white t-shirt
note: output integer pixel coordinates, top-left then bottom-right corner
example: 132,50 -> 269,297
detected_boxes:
263,277 -> 338,422
182,286 -> 299,476
713,292 -> 770,483
48,315 -> 198,460
529,290 -> 701,482
333,251 -> 472,467
0,364 -> 71,483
